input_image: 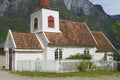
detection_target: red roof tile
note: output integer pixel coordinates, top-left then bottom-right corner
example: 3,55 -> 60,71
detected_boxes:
45,32 -> 69,46
12,32 -> 42,49
45,20 -> 96,47
92,31 -> 114,52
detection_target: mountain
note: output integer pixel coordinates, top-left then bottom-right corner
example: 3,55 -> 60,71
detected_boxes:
0,0 -> 119,48
0,0 -> 109,20
111,15 -> 120,21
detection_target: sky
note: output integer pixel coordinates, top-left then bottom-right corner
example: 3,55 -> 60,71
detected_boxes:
89,0 -> 120,15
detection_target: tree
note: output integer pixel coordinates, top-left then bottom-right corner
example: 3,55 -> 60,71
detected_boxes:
113,50 -> 120,61
113,21 -> 120,45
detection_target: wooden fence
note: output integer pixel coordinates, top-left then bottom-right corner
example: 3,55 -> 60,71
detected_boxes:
16,60 -> 114,72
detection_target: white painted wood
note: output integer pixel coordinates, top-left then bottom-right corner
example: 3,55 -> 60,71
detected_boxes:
94,52 -> 113,61
107,52 -> 114,61
36,32 -> 48,60
4,30 -> 16,70
4,30 -> 15,49
16,60 -> 114,72
94,53 -> 104,61
30,8 -> 60,33
46,46 -> 97,61
14,51 -> 43,71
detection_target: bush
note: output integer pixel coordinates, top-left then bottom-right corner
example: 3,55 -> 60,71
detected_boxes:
113,50 -> 120,61
2,66 -> 5,69
80,54 -> 92,60
78,61 -> 95,71
66,53 -> 92,60
78,61 -> 86,71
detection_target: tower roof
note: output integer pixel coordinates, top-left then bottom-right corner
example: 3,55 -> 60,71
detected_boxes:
39,0 -> 50,8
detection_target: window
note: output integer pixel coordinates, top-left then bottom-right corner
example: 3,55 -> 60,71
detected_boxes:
59,48 -> 62,60
55,48 -> 62,61
84,48 -> 89,55
34,18 -> 38,29
55,48 -> 58,60
48,16 -> 54,28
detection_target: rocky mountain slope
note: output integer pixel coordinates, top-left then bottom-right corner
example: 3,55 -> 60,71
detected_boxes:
0,0 -> 119,48
111,15 -> 120,21
0,0 -> 111,22
0,0 -> 109,20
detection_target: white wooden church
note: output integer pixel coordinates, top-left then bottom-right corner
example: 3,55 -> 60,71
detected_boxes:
4,0 -> 115,71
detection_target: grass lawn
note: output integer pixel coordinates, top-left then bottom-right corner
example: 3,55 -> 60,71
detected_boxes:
11,71 -> 120,77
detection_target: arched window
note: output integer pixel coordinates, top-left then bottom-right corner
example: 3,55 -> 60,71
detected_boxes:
55,48 -> 62,61
48,16 -> 54,28
84,48 -> 89,55
59,48 -> 62,60
34,18 -> 38,29
55,48 -> 58,60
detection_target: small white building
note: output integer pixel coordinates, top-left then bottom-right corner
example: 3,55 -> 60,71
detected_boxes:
4,0 -> 115,71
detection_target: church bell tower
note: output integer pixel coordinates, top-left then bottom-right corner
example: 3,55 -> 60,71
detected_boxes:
30,0 -> 60,33
39,0 -> 50,8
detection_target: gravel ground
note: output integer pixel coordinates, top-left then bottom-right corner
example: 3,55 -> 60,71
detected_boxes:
0,71 -> 120,80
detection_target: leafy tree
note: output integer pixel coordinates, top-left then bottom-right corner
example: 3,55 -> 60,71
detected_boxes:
0,16 -> 29,43
113,21 -> 120,45
113,50 -> 120,61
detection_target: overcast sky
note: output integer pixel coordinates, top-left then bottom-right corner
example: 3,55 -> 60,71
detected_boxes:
89,0 -> 120,15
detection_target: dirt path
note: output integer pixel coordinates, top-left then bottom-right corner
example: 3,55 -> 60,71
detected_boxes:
0,70 -> 120,80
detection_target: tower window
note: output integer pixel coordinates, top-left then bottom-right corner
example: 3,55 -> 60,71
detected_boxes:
55,48 -> 62,61
48,16 -> 54,28
34,18 -> 38,30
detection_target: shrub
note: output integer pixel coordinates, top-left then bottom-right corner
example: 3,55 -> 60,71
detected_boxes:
66,53 -> 92,60
113,50 -> 120,61
80,54 -> 92,60
78,61 -> 95,71
78,61 -> 86,71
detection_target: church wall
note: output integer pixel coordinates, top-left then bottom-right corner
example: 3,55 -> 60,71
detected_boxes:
36,33 -> 48,48
46,46 -> 96,61
5,51 -> 9,69
36,32 -> 49,60
30,9 -> 42,33
94,52 -> 113,61
94,53 -> 104,61
41,8 -> 60,32
14,50 -> 43,71
4,30 -> 16,70
106,52 -> 114,61
30,8 -> 60,33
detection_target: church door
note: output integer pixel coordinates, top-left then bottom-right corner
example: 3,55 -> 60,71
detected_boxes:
9,49 -> 12,70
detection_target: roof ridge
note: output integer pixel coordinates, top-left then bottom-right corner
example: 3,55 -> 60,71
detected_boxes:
91,31 -> 101,33
60,19 -> 84,24
100,31 -> 116,50
84,22 -> 98,46
12,31 -> 34,35
12,31 -> 43,49
92,31 -> 115,51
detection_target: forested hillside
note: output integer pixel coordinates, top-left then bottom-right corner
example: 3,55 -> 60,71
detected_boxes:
0,0 -> 120,48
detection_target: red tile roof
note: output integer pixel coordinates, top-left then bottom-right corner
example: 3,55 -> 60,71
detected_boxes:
12,32 -> 42,49
45,20 -> 96,47
45,32 -> 69,46
11,19 -> 114,52
92,31 -> 114,52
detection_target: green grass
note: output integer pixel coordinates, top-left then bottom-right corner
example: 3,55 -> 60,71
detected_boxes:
11,71 -> 120,77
